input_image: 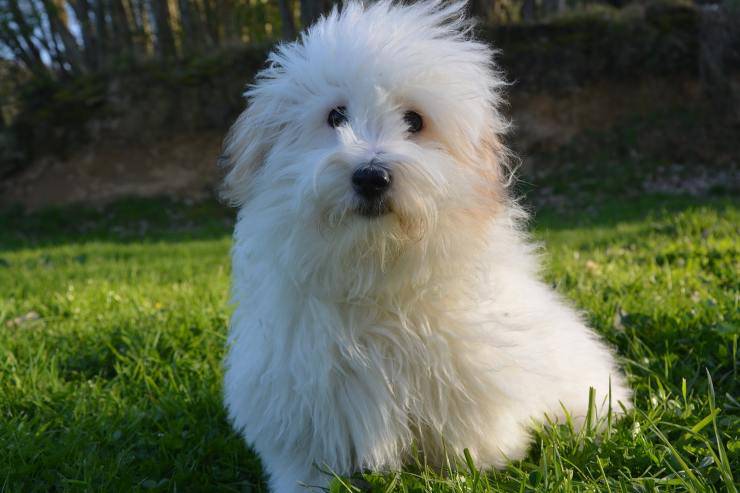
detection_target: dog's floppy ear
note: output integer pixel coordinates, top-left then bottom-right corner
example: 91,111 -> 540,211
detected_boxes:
470,119 -> 513,208
219,93 -> 280,207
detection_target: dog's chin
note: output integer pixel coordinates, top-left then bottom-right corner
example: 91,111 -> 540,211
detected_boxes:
355,198 -> 392,219
319,195 -> 428,243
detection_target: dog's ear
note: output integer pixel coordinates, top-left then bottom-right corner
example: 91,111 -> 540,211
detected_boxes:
474,120 -> 512,207
219,94 -> 280,207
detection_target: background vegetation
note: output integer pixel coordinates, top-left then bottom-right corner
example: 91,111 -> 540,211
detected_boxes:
1,0 -> 739,177
1,0 -> 664,80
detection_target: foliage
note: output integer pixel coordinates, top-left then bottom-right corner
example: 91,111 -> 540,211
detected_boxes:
487,1 -> 703,91
4,1 -> 729,176
1,159 -> 737,491
0,0 -> 581,86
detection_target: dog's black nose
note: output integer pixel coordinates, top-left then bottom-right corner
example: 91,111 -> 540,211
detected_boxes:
352,165 -> 391,200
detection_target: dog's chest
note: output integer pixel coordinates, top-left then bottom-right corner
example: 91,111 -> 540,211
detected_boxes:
330,303 -> 486,409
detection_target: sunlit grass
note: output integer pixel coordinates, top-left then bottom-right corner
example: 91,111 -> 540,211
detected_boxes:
1,190 -> 737,491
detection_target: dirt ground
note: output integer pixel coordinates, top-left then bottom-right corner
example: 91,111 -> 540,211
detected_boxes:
1,133 -> 223,210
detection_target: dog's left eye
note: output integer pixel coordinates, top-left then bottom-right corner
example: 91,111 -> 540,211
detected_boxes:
328,107 -> 348,128
403,111 -> 423,133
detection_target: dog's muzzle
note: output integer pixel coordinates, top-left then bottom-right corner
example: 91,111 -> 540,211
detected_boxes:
352,161 -> 392,217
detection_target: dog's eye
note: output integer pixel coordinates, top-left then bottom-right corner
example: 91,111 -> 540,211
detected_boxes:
403,111 -> 423,133
328,107 -> 348,128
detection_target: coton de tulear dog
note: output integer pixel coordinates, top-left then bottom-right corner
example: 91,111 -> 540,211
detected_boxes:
221,1 -> 631,491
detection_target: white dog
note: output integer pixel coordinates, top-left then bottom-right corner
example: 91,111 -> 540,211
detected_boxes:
221,1 -> 631,491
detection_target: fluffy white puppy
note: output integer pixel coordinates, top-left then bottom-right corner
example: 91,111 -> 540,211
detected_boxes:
221,1 -> 631,491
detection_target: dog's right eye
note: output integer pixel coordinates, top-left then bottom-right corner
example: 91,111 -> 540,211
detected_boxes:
328,107 -> 348,128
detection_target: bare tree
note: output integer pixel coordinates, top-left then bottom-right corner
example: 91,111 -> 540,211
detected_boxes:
201,0 -> 221,46
0,0 -> 294,77
470,0 -> 495,23
151,0 -> 176,57
278,0 -> 296,39
0,0 -> 48,75
68,0 -> 100,68
300,0 -> 329,28
43,0 -> 89,72
520,0 -> 535,22
109,0 -> 134,58
542,0 -> 565,17
179,0 -> 200,54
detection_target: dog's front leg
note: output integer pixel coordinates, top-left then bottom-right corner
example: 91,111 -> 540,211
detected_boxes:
259,450 -> 331,493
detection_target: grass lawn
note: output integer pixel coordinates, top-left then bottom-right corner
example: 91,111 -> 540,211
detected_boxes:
1,163 -> 737,492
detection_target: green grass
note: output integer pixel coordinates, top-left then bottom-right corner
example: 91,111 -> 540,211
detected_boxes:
1,172 -> 738,491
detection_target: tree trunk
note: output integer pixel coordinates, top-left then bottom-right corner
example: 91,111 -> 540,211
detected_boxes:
43,0 -> 88,74
178,0 -> 198,55
470,0 -> 494,22
0,24 -> 48,77
126,0 -> 149,57
219,0 -> 240,44
202,0 -> 221,47
300,0 -> 323,28
109,0 -> 134,58
542,0 -> 565,17
151,0 -> 177,58
69,0 -> 100,69
6,0 -> 47,72
94,0 -> 111,67
520,0 -> 535,22
278,0 -> 296,39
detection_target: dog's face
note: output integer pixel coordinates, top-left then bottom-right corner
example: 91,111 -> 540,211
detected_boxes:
222,1 -> 508,272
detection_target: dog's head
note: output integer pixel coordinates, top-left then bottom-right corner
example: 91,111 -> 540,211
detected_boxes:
222,0 -> 511,281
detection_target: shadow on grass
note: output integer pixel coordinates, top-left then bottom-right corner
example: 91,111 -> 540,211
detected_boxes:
527,193 -> 737,231
1,380 -> 267,491
1,192 -> 737,253
0,197 -> 236,252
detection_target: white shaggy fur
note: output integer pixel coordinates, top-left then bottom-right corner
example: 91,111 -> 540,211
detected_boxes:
221,2 -> 632,492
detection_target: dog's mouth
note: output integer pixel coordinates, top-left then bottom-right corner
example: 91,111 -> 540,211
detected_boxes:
355,197 -> 392,218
